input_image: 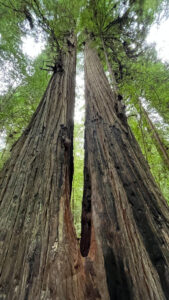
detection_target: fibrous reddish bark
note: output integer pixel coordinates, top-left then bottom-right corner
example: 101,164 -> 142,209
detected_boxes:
0,36 -> 100,300
81,42 -> 169,300
101,38 -> 118,98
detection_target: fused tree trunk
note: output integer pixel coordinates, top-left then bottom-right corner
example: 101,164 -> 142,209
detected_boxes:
0,35 -> 99,300
81,42 -> 169,300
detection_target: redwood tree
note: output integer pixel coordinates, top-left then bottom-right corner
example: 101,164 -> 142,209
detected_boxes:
81,42 -> 169,299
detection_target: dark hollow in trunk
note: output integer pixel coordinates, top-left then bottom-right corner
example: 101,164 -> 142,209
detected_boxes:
81,42 -> 169,300
80,138 -> 92,257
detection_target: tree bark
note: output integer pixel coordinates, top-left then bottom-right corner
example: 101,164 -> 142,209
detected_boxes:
101,38 -> 118,96
101,38 -> 127,127
0,35 -> 99,300
82,42 -> 169,300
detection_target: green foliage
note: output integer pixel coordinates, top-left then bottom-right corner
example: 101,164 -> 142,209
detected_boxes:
0,0 -> 81,168
79,0 -> 167,49
0,51 -> 50,168
119,56 -> 169,123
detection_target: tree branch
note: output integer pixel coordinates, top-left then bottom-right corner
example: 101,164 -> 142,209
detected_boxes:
104,7 -> 131,32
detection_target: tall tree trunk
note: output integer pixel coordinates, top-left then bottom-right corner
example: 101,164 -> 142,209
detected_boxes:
81,42 -> 169,300
0,35 -> 98,300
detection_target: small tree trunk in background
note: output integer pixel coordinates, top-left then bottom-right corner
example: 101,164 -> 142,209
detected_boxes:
81,42 -> 169,300
0,35 -> 98,300
139,102 -> 169,169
